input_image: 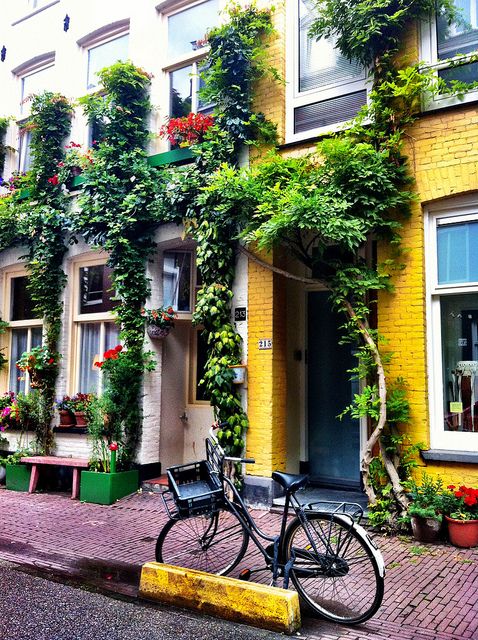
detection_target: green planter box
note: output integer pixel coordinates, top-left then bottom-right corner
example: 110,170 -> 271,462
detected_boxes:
6,463 -> 30,491
80,470 -> 139,505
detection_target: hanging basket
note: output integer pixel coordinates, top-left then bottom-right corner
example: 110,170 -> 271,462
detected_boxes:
147,324 -> 172,340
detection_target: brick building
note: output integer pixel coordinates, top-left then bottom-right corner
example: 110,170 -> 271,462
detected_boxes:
0,0 -> 477,502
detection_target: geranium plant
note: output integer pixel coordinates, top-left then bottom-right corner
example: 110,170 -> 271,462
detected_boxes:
16,346 -> 60,388
159,112 -> 214,146
141,306 -> 177,330
94,344 -> 123,369
442,485 -> 478,521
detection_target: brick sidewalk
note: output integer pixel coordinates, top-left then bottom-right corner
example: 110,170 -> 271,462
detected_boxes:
0,488 -> 476,640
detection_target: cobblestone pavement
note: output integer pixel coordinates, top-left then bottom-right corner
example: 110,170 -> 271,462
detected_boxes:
0,488 -> 477,640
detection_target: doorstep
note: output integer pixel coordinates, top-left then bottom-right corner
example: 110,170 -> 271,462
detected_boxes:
141,474 -> 168,493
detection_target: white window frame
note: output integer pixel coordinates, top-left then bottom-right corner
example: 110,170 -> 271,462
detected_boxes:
162,248 -> 199,318
17,126 -> 32,172
70,257 -> 119,395
426,195 -> 478,451
420,6 -> 478,111
3,268 -> 43,395
160,0 -> 223,128
286,0 -> 369,143
18,59 -> 55,117
84,31 -> 129,92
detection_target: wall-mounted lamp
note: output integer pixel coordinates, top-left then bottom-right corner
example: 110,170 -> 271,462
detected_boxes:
1,46 -> 6,62
63,14 -> 70,32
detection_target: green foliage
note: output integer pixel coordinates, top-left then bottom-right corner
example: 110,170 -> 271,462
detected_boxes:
404,473 -> 445,522
0,116 -> 10,179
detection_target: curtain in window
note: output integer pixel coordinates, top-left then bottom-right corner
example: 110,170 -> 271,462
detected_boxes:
9,329 -> 28,394
79,324 -> 100,393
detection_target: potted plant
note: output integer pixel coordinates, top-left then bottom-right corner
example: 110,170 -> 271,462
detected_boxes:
16,345 -> 60,389
56,396 -> 75,427
404,473 -> 445,542
1,448 -> 33,491
442,484 -> 478,548
159,112 -> 214,147
141,306 -> 177,339
80,441 -> 139,505
67,393 -> 94,427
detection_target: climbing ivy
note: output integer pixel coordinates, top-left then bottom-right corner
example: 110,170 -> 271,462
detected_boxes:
0,117 -> 10,180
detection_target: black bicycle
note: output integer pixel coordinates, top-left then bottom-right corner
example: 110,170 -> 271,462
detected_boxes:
156,426 -> 385,625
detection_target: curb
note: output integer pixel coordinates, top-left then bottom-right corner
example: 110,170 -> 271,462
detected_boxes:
139,562 -> 302,635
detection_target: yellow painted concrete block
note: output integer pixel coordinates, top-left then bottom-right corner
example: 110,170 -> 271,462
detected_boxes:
139,562 -> 301,635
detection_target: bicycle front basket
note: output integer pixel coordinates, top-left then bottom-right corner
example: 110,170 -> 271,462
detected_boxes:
167,459 -> 224,517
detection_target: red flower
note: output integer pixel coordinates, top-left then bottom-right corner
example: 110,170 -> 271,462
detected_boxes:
48,358 -> 54,365
47,175 -> 59,185
114,344 -> 123,353
94,361 -> 103,368
109,442 -> 118,451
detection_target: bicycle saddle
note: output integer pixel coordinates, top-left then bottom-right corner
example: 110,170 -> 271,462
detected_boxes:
272,471 -> 308,493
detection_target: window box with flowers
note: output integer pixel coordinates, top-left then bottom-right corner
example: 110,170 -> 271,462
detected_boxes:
80,441 -> 139,505
159,113 -> 214,148
141,306 -> 177,339
442,484 -> 478,548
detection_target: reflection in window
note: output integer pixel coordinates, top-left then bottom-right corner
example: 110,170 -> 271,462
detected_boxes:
437,221 -> 478,284
163,251 -> 192,312
20,65 -> 54,114
79,265 -> 116,314
167,0 -> 219,59
437,0 -> 478,84
170,66 -> 193,118
441,294 -> 478,432
10,276 -> 35,321
87,34 -> 129,90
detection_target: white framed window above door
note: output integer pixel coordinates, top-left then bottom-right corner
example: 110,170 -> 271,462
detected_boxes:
426,196 -> 478,452
286,0 -> 368,143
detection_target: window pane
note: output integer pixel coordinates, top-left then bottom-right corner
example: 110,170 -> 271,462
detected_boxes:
441,293 -> 478,433
10,276 -> 36,321
298,0 -> 364,93
31,326 -> 43,348
437,222 -> 478,284
167,0 -> 219,59
170,66 -> 193,117
78,323 -> 100,393
19,130 -> 32,172
9,329 -> 28,394
437,0 -> 478,58
21,65 -> 54,113
79,265 -> 116,314
87,34 -> 129,90
104,322 -> 120,351
163,251 -> 191,312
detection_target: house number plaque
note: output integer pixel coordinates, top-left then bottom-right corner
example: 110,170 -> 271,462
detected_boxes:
258,338 -> 272,350
234,307 -> 247,321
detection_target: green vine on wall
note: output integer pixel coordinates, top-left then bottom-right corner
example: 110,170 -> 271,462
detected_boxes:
0,117 -> 10,180
72,62 -> 158,463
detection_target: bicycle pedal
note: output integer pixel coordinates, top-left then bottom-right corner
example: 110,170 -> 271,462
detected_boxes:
238,568 -> 251,581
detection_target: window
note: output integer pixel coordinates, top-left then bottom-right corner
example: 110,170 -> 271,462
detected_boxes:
163,0 -> 220,123
5,274 -> 43,395
422,0 -> 478,109
287,0 -> 367,142
73,262 -> 119,394
20,64 -> 55,115
163,251 -> 194,312
18,129 -> 32,172
427,198 -> 478,451
86,33 -> 129,90
190,326 -> 210,403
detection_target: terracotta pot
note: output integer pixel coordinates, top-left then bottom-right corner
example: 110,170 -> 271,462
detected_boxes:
445,516 -> 478,548
411,515 -> 442,543
58,409 -> 75,427
74,411 -> 88,427
147,324 -> 171,339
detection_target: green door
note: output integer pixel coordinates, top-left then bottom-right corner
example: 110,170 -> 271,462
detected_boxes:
307,291 -> 361,488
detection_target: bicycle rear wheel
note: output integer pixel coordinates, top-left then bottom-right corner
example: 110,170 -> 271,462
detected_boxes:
284,513 -> 384,624
156,508 -> 249,576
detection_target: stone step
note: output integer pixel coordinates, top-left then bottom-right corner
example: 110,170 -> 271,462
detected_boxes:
141,475 -> 168,494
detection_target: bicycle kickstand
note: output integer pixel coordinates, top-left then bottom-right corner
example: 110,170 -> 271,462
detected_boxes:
271,536 -> 281,587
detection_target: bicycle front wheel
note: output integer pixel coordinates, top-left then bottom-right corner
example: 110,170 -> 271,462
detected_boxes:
156,508 -> 249,576
284,513 -> 384,624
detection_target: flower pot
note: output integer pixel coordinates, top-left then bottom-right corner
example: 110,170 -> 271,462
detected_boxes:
74,411 -> 87,427
147,325 -> 171,339
6,463 -> 30,492
228,364 -> 247,384
59,409 -> 75,427
410,515 -> 442,543
445,516 -> 478,548
80,469 -> 139,505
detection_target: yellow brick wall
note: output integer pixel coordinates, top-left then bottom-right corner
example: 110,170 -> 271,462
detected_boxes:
379,104 -> 478,487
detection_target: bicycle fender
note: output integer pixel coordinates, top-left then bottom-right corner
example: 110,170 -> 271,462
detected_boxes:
331,513 -> 386,579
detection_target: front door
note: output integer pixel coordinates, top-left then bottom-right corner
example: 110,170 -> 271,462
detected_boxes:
307,291 -> 361,488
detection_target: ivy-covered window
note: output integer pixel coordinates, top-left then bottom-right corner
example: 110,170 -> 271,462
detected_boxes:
163,251 -> 193,313
6,274 -> 43,395
422,0 -> 478,109
86,33 -> 129,90
428,200 -> 478,452
163,0 -> 219,122
19,63 -> 55,115
287,0 -> 367,142
73,262 -> 119,393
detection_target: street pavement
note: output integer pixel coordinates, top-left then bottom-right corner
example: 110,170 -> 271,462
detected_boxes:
0,487 -> 477,640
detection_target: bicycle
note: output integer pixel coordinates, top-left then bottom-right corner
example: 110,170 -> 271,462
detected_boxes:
156,425 -> 385,625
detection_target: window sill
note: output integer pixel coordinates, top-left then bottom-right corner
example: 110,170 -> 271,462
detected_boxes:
421,449 -> 478,464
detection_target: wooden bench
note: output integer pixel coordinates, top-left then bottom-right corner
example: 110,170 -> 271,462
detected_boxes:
20,456 -> 90,499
